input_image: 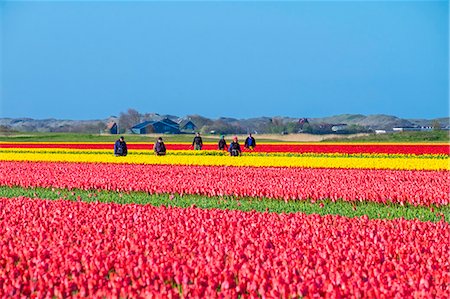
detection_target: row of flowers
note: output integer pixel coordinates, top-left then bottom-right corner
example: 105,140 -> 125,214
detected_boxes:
1,150 -> 448,170
1,161 -> 448,206
1,142 -> 449,155
1,197 -> 448,298
2,147 -> 449,159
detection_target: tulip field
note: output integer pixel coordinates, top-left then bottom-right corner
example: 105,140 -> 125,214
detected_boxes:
0,141 -> 449,298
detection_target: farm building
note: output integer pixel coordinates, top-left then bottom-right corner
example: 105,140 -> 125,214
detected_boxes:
131,121 -> 154,134
393,126 -> 432,132
331,124 -> 348,132
375,130 -> 387,134
131,118 -> 181,134
178,119 -> 197,132
298,118 -> 309,126
105,122 -> 118,134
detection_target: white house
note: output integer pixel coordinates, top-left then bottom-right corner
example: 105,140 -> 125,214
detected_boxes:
393,126 -> 432,132
331,124 -> 348,132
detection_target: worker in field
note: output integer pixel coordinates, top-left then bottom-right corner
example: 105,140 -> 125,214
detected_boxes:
192,132 -> 203,150
244,133 -> 256,150
154,137 -> 166,156
229,136 -> 241,157
114,136 -> 128,156
218,135 -> 227,151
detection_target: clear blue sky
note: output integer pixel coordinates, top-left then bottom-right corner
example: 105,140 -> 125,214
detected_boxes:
1,0 -> 448,120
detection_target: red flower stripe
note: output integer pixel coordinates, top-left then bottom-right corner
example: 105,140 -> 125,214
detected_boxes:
1,143 -> 448,155
1,197 -> 448,298
1,161 -> 448,206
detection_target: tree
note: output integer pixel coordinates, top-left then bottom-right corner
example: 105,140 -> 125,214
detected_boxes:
201,120 -> 246,135
268,118 -> 286,134
432,120 -> 442,131
186,115 -> 214,130
286,122 -> 301,134
118,109 -> 141,133
302,123 -> 313,134
0,125 -> 14,133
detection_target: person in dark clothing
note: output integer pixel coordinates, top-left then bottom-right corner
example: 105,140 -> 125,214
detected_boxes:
244,133 -> 256,150
218,135 -> 227,150
192,132 -> 203,150
114,136 -> 128,156
154,137 -> 166,156
229,136 -> 241,157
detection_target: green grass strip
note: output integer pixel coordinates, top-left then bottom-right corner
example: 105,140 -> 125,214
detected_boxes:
0,186 -> 448,222
325,131 -> 450,143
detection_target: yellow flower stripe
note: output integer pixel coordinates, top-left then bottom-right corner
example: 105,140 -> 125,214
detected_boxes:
0,148 -> 447,159
0,150 -> 448,170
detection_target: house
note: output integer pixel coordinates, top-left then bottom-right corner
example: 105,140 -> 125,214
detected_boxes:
393,126 -> 420,132
160,117 -> 180,127
298,118 -> 309,124
152,118 -> 181,134
298,118 -> 309,130
375,130 -> 387,134
131,121 -> 154,134
393,126 -> 431,132
131,118 -> 180,134
315,123 -> 336,134
178,119 -> 197,132
331,124 -> 348,132
105,122 -> 118,134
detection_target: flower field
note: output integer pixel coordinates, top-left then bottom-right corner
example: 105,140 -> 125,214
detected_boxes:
1,148 -> 449,170
1,142 -> 449,155
1,161 -> 448,206
1,197 -> 449,298
0,141 -> 449,298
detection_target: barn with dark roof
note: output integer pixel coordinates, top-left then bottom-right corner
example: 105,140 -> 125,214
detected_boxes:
131,118 -> 180,134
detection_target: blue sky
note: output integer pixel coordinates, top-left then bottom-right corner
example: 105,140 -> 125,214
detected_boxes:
1,0 -> 448,120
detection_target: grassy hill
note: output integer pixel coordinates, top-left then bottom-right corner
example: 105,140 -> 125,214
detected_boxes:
1,114 -> 448,137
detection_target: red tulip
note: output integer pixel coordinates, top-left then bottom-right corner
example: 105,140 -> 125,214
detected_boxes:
0,161 -> 447,206
3,198 -> 446,297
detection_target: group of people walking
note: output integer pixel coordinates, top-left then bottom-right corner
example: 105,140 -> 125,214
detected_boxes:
114,133 -> 256,157
217,133 -> 256,156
